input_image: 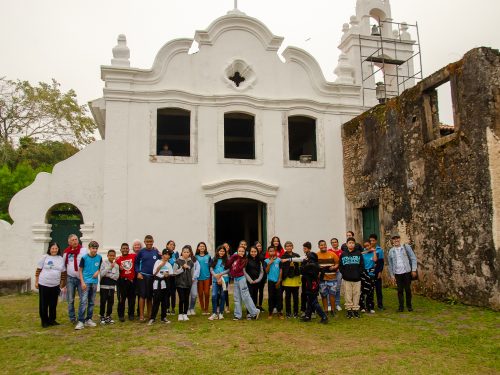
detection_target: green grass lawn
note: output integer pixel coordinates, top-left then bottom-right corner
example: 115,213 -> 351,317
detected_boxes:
0,289 -> 498,375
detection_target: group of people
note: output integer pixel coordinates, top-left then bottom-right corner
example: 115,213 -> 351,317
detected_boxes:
34,231 -> 418,329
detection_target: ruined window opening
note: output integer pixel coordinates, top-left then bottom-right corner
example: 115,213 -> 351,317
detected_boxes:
224,112 -> 255,159
157,108 -> 191,157
436,81 -> 455,136
229,72 -> 246,87
288,116 -> 317,162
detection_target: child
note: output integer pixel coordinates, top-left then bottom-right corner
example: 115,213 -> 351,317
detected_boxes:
265,236 -> 285,258
329,238 -> 343,311
339,237 -> 364,319
300,241 -> 312,317
264,246 -> 283,319
99,249 -> 119,324
35,242 -> 67,327
195,242 -> 212,315
173,245 -> 195,321
165,240 -> 179,315
187,247 -> 200,315
227,246 -> 260,321
149,249 -> 173,325
281,241 -> 303,318
300,252 -> 328,324
360,241 -> 378,313
209,245 -> 229,320
75,241 -> 102,330
254,241 -> 266,311
244,246 -> 264,310
116,243 -> 136,322
317,240 -> 339,317
369,234 -> 385,310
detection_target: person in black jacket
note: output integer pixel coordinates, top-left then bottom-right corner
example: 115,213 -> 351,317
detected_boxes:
280,241 -> 303,318
339,237 -> 364,319
300,252 -> 328,324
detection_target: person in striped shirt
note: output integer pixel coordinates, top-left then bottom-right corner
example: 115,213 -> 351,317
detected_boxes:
316,240 -> 339,317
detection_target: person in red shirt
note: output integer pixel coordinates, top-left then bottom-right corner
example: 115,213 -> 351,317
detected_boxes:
265,236 -> 285,258
329,238 -> 343,311
116,243 -> 136,322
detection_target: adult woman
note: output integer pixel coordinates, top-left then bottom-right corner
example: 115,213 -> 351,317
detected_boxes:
35,242 -> 67,327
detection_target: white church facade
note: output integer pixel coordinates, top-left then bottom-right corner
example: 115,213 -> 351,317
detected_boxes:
0,0 -> 416,284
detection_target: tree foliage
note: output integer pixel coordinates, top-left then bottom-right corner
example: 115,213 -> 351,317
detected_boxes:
0,77 -> 97,150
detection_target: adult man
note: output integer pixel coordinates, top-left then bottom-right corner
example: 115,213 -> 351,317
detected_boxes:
387,233 -> 418,312
134,235 -> 160,321
62,234 -> 87,323
369,234 -> 385,310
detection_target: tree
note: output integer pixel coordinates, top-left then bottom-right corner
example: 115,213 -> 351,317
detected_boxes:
0,77 -> 97,152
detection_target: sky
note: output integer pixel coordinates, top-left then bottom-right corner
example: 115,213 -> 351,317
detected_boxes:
1,0 -> 499,127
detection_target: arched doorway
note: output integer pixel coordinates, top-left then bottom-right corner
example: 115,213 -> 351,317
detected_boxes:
214,198 -> 266,251
46,203 -> 84,250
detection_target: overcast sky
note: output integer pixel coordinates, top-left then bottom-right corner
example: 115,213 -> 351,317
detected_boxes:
2,0 -> 499,126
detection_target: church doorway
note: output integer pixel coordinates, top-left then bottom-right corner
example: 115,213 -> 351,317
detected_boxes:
46,203 -> 84,250
214,198 -> 266,252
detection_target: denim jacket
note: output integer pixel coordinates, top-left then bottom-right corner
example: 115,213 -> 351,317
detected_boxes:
387,244 -> 417,277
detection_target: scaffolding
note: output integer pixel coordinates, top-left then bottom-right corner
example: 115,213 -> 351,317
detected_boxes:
359,19 -> 423,106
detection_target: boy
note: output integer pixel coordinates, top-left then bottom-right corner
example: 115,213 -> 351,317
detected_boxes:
99,249 -> 119,324
300,252 -> 328,324
339,237 -> 364,319
264,246 -> 283,319
116,243 -> 136,322
149,249 -> 173,325
135,235 -> 161,321
329,238 -> 343,311
300,241 -> 312,317
316,240 -> 339,317
359,241 -> 377,314
369,234 -> 385,310
75,241 -> 102,330
281,241 -> 303,318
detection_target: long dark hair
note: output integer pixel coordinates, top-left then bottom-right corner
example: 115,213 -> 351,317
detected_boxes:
46,241 -> 61,256
195,242 -> 208,256
211,245 -> 228,268
270,236 -> 284,253
247,246 -> 259,260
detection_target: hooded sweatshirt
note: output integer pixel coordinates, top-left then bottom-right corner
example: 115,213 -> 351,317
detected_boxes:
339,248 -> 365,282
301,253 -> 321,294
227,254 -> 247,279
173,258 -> 195,288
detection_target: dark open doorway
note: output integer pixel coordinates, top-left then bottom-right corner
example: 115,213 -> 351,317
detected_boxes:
215,198 -> 266,253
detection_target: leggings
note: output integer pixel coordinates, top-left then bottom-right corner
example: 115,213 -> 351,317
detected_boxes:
168,277 -> 176,310
177,287 -> 190,315
197,279 -> 211,312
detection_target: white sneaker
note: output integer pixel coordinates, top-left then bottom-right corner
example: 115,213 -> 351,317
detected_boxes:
218,313 -> 224,320
369,310 -> 376,314
336,305 -> 342,311
178,314 -> 184,321
183,314 -> 189,321
74,321 -> 84,330
147,319 -> 154,326
85,319 -> 97,327
208,313 -> 218,321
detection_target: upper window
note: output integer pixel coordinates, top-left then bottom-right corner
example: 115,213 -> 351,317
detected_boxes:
224,113 -> 255,160
288,116 -> 317,162
157,108 -> 190,157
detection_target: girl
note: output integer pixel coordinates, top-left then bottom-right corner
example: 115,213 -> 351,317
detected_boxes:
35,242 -> 67,327
244,246 -> 264,310
187,247 -> 200,315
195,242 -> 212,315
254,241 -> 267,311
173,245 -> 195,321
266,236 -> 285,258
208,245 -> 229,320
227,246 -> 260,321
165,240 -> 178,315
222,242 -> 231,313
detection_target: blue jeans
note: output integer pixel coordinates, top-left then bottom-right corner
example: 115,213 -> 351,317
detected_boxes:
233,277 -> 258,319
212,280 -> 226,314
189,280 -> 198,310
78,283 -> 97,322
66,276 -> 83,322
335,272 -> 342,307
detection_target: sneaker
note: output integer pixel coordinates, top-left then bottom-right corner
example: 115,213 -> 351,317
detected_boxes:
75,321 -> 85,330
147,319 -> 155,326
300,311 -> 306,318
252,309 -> 260,320
186,309 -> 194,316
183,314 -> 189,321
336,305 -> 342,311
85,319 -> 97,327
233,316 -> 242,321
360,309 -> 366,313
49,321 -> 60,326
106,317 -> 115,324
311,313 -> 317,319
346,311 -> 353,319
301,316 -> 312,322
119,316 -> 125,323
161,318 -> 171,324
330,311 -> 335,318
166,309 -> 170,315
100,317 -> 107,325
178,314 -> 184,321
319,317 -> 329,324
218,313 -> 224,320
407,307 -> 413,312
258,306 -> 266,312
354,311 -> 360,318
208,313 -> 218,321
369,310 -> 376,314
70,318 -> 77,324
42,322 -> 50,328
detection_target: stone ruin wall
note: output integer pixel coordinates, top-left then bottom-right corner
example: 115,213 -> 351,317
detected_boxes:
342,47 -> 500,310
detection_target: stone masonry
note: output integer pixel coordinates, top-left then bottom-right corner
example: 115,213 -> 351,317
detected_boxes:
342,47 -> 500,310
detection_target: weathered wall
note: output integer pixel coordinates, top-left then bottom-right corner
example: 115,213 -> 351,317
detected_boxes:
342,47 -> 500,310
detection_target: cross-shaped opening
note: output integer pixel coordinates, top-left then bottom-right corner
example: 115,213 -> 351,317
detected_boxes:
229,71 -> 245,87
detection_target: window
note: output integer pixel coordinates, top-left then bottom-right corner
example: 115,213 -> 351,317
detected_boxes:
224,113 -> 255,159
157,108 -> 190,157
288,116 -> 317,162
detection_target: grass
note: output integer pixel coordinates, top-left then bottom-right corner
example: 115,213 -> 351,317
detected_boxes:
0,289 -> 498,375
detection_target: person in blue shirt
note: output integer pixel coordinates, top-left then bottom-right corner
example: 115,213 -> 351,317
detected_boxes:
134,235 -> 161,321
195,242 -> 212,315
264,246 -> 283,319
75,240 -> 102,330
359,240 -> 378,313
369,234 -> 385,310
208,245 -> 229,320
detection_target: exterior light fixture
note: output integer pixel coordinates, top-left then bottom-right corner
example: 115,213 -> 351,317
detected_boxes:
375,81 -> 386,104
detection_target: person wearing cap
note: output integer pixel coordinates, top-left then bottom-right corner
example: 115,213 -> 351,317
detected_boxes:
75,240 -> 102,330
387,233 -> 418,312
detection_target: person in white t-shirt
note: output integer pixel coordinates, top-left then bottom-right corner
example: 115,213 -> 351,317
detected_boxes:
35,242 -> 67,328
